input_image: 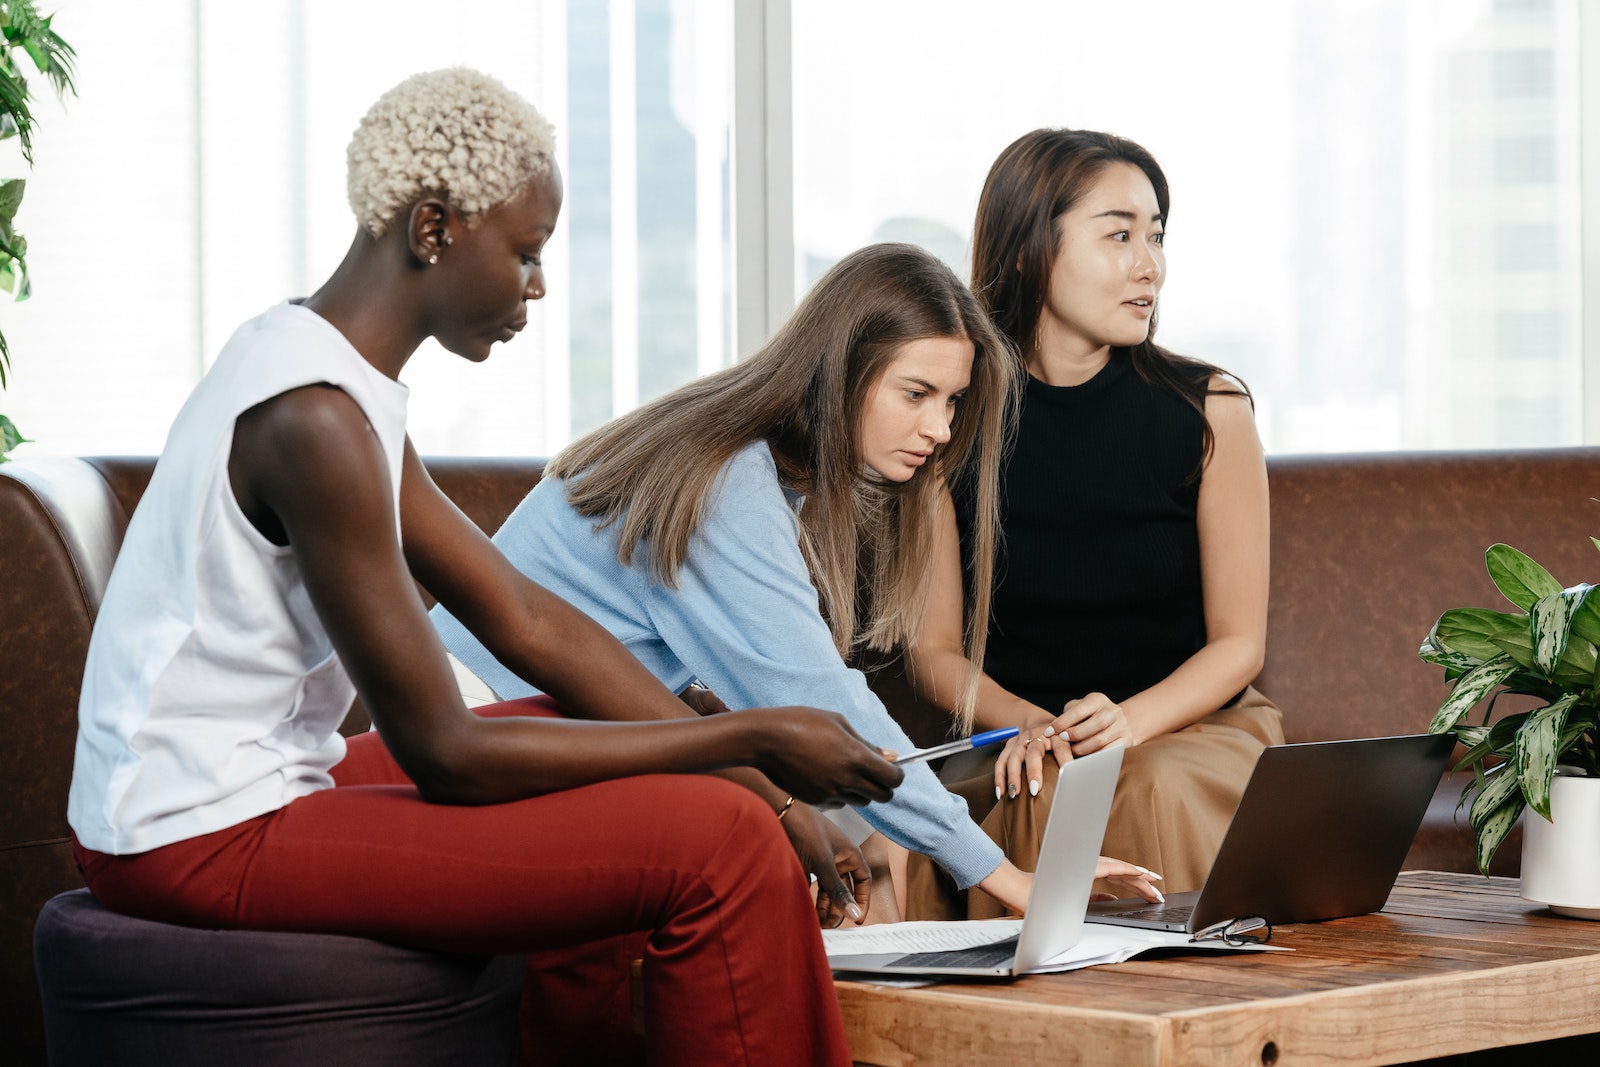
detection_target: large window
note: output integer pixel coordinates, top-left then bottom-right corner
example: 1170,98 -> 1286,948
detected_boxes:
1,0 -> 732,457
0,0 -> 1593,458
794,0 -> 1585,452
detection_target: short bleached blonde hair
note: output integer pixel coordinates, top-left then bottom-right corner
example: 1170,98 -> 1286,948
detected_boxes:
346,67 -> 556,237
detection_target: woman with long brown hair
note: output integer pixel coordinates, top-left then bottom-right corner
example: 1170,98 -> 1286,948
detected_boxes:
905,129 -> 1285,917
434,242 -> 1164,918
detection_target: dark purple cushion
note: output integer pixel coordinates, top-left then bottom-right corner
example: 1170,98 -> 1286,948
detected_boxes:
34,889 -> 521,1066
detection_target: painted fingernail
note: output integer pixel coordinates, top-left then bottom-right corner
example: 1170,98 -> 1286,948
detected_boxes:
1135,866 -> 1164,881
995,785 -> 1003,800
847,902 -> 864,923
1008,784 -> 1018,799
1153,888 -> 1166,903
1029,779 -> 1040,796
1042,726 -> 1055,737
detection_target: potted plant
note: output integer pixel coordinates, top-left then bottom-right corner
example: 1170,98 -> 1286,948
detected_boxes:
0,1 -> 76,462
1421,540 -> 1600,915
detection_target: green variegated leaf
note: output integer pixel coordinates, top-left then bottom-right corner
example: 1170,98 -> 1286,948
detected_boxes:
1473,791 -> 1526,876
1450,725 -> 1496,772
1555,719 -> 1596,766
1419,639 -> 1481,674
1469,763 -> 1523,829
1488,629 -> 1540,673
1484,710 -> 1532,751
1433,607 -> 1528,661
1513,694 -> 1578,819
1573,592 -> 1600,647
1530,588 -> 1589,675
1554,637 -> 1598,687
1486,544 -> 1562,612
1428,653 -> 1517,734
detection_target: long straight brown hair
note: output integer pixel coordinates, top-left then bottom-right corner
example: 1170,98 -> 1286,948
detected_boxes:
971,128 -> 1249,464
548,243 -> 1018,720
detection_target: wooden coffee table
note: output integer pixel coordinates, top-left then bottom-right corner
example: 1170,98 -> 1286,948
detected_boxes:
835,871 -> 1600,1066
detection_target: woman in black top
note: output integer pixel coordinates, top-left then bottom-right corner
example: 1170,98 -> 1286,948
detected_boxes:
906,129 -> 1284,915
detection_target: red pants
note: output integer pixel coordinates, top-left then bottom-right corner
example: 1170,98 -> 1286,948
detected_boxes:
75,697 -> 851,1066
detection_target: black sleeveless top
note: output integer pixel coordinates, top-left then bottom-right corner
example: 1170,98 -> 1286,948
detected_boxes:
957,355 -> 1210,711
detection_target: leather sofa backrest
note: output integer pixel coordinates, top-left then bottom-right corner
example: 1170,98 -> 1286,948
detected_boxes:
1260,448 -> 1600,744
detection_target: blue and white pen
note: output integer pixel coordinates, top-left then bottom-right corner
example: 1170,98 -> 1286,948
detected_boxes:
892,726 -> 1020,766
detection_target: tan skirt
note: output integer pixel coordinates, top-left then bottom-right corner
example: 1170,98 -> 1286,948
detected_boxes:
905,687 -> 1285,920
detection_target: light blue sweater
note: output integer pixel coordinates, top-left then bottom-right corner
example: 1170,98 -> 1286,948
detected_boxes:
431,440 -> 1003,889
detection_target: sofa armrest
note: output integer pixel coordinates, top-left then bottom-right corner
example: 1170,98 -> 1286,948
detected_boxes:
0,457 -> 132,849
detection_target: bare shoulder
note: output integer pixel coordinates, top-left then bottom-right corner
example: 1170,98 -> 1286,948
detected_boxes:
1201,373 -> 1259,441
232,385 -> 391,538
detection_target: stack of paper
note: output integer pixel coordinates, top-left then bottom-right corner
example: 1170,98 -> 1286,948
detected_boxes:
822,919 -> 1279,977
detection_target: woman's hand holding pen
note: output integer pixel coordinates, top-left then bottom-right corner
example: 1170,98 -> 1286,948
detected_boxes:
746,707 -> 904,809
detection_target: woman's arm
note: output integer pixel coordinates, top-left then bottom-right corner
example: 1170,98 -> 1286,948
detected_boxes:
231,386 -> 901,809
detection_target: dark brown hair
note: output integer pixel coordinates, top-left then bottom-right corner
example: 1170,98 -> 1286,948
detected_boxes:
971,128 -> 1249,463
549,243 -> 1019,722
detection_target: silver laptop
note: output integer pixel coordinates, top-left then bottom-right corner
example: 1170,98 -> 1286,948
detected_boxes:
824,744 -> 1123,978
1087,733 -> 1454,935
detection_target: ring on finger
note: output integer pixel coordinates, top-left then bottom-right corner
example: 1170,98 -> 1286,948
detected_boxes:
1026,736 -> 1048,748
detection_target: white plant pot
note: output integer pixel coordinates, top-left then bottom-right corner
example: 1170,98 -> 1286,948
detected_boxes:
1520,769 -> 1600,919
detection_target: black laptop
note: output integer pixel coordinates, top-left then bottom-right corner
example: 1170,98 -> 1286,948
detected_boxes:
1086,733 -> 1454,934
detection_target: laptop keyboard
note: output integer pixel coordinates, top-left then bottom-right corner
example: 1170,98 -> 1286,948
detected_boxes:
1105,902 -> 1194,924
891,936 -> 1019,969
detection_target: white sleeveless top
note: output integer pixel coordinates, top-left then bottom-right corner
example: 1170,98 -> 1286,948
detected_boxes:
68,302 -> 410,855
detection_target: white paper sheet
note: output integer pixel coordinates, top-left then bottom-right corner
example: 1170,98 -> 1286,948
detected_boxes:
823,919 -> 1284,977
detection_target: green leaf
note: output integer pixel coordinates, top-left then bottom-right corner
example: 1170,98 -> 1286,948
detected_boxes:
1434,607 -> 1529,661
1513,693 -> 1578,819
1489,628 -> 1541,673
0,177 -> 25,225
1472,787 -> 1526,876
1420,643 -> 1481,674
1552,637 -> 1598,687
1484,709 -> 1533,752
1420,625 -> 1486,672
1486,544 -> 1563,612
1573,592 -> 1600,647
1468,762 -> 1522,828
1530,586 -> 1590,675
0,411 -> 27,461
1428,653 -> 1518,734
0,255 -> 29,299
0,64 -> 35,160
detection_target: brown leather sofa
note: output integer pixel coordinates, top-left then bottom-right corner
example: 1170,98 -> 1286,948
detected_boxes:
5,446 -> 1599,1063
